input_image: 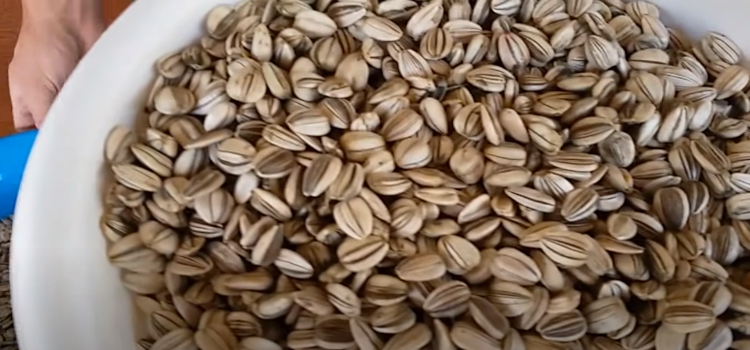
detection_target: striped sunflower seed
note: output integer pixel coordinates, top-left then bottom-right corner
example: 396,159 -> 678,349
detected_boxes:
370,302 -> 416,333
252,146 -> 296,179
450,320 -> 500,350
336,235 -> 389,272
662,301 -> 717,333
364,274 -> 409,306
395,253 -> 446,281
491,248 -> 542,285
560,188 -> 599,222
350,317 -> 385,350
505,186 -> 556,213
539,231 -> 591,267
113,164 -> 163,192
468,295 -> 510,339
535,310 -> 587,342
436,235 -> 481,274
333,197 -> 374,240
293,10 -> 337,38
382,323 -> 432,350
302,154 -> 343,197
583,296 -> 631,334
488,280 -> 534,317
422,281 -> 471,318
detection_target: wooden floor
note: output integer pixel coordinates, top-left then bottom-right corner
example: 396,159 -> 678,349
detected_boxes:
0,0 -> 131,137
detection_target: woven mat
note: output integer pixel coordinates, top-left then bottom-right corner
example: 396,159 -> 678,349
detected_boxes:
0,219 -> 17,350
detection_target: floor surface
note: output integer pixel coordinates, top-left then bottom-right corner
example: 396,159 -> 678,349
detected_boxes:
0,0 -> 130,137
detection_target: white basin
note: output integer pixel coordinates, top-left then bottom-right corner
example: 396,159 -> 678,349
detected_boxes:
10,0 -> 750,349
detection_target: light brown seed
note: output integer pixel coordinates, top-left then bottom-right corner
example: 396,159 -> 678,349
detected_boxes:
450,320 -> 500,350
420,27 -> 453,60
491,247 -> 542,285
406,0 -> 443,40
687,320 -> 732,350
324,283 -> 361,317
655,324 -> 687,350
528,122 -> 564,155
607,213 -> 637,240
560,187 -> 599,222
662,301 -> 717,333
539,231 -> 591,267
287,109 -> 331,137
715,65 -> 750,99
333,197 -> 374,240
395,253 -> 447,281
239,337 -> 282,350
505,187 -> 556,213
250,224 -> 284,267
364,274 -> 409,306
466,64 -> 509,92
327,1 -> 367,27
422,281 -> 471,318
350,317 -> 385,350
498,32 -> 531,71
536,310 -> 588,342
112,164 -> 163,192
488,280 -> 534,317
468,295 -> 510,339
583,296 -> 631,334
393,137 -> 432,169
328,162 -> 365,201
357,16 -> 404,42
340,131 -> 386,162
366,172 -> 413,196
414,187 -> 460,206
645,239 -> 676,283
585,35 -> 619,70
294,286 -> 336,316
436,234 -> 481,275
381,109 -> 425,142
314,315 -> 356,349
293,10 -> 337,38
250,188 -> 292,221
337,235 -> 389,272
302,154 -> 343,197
151,328 -> 197,350
370,302 -> 416,334
252,146 -> 296,179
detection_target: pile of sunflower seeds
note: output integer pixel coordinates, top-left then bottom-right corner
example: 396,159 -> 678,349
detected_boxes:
101,0 -> 750,349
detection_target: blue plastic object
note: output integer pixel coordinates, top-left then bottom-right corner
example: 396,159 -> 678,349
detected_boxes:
0,130 -> 38,218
